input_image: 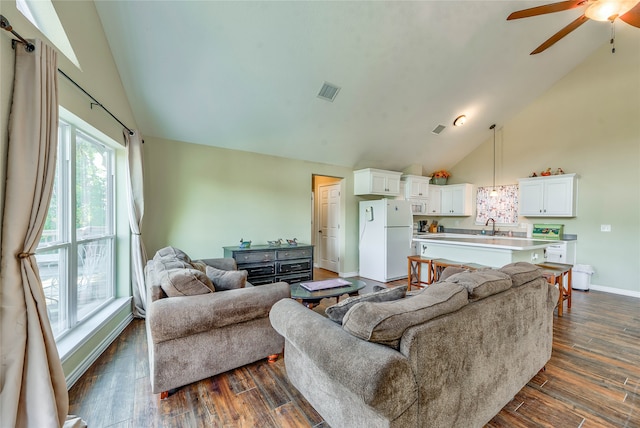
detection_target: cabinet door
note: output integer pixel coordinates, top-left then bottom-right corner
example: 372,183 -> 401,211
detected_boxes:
427,186 -> 441,214
370,173 -> 388,194
440,188 -> 454,214
519,181 -> 545,215
544,178 -> 574,216
449,186 -> 466,214
385,174 -> 401,195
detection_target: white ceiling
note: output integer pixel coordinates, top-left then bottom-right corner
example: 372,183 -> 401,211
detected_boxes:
95,1 -> 625,174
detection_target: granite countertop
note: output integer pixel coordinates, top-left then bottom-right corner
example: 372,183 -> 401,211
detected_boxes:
413,235 -> 554,251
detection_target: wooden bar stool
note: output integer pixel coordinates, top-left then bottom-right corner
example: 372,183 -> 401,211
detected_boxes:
431,259 -> 465,283
537,262 -> 572,317
407,255 -> 433,291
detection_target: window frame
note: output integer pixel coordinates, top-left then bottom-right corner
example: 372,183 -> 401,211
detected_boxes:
37,116 -> 117,340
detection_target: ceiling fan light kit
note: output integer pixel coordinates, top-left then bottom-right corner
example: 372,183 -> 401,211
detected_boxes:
507,0 -> 640,54
585,0 -> 638,21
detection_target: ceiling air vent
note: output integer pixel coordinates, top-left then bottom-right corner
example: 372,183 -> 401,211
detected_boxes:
431,124 -> 447,135
317,82 -> 340,102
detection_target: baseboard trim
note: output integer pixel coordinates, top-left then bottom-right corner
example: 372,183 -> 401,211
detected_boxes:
588,284 -> 640,298
63,303 -> 133,389
340,271 -> 359,278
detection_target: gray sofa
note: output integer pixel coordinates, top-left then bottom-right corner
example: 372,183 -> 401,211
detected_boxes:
270,262 -> 559,428
145,246 -> 290,396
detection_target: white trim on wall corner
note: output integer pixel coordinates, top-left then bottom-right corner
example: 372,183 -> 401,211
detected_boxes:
586,284 -> 640,299
341,271 -> 359,278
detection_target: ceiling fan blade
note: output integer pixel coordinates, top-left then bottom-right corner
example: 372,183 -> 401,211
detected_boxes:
620,2 -> 640,28
530,14 -> 590,54
507,0 -> 586,20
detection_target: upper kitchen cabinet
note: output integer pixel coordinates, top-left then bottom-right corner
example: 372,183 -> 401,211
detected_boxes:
440,183 -> 473,216
427,185 -> 441,214
401,175 -> 430,199
354,168 -> 402,196
518,173 -> 577,217
427,183 -> 473,216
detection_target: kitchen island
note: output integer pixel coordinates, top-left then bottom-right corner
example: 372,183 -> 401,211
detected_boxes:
413,234 -> 554,269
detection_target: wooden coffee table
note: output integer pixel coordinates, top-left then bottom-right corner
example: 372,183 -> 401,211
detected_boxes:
290,278 -> 366,309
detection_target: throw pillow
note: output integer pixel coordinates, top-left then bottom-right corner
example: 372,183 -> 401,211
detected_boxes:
205,265 -> 248,291
499,262 -> 542,287
154,246 -> 192,263
342,281 -> 468,349
325,284 -> 408,324
443,270 -> 512,302
159,268 -> 215,297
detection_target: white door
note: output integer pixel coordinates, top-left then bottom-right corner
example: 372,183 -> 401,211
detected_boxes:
318,183 -> 340,272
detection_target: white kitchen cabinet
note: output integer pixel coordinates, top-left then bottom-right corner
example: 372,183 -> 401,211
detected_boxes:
401,175 -> 430,199
519,174 -> 577,217
426,183 -> 472,216
354,168 -> 402,196
427,186 -> 441,214
440,184 -> 473,215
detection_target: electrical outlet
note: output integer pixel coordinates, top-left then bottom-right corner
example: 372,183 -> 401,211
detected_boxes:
600,224 -> 612,232
531,253 -> 539,261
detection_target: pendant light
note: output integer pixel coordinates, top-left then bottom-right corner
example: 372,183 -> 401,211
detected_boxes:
489,124 -> 498,197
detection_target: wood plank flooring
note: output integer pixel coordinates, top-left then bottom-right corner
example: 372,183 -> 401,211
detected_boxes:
69,270 -> 640,427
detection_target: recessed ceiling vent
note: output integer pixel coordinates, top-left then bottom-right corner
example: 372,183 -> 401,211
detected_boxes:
431,124 -> 447,135
317,82 -> 340,102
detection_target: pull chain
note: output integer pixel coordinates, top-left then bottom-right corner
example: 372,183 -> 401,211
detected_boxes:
610,20 -> 616,54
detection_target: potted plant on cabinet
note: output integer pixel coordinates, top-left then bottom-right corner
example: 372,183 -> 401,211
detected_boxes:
431,170 -> 450,185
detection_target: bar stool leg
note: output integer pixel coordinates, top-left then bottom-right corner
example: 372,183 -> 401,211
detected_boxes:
567,269 -> 572,308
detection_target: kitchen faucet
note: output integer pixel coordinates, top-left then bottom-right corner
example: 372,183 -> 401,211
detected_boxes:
485,218 -> 496,236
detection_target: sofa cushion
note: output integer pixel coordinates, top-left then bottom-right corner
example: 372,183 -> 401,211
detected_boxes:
342,282 -> 468,349
325,284 -> 407,324
154,246 -> 192,263
443,270 -> 512,302
160,268 -> 215,297
205,266 -> 248,291
499,262 -> 542,287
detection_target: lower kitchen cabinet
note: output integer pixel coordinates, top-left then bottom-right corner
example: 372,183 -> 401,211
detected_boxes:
223,244 -> 314,285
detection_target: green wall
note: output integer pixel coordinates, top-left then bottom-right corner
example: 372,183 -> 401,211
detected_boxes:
142,138 -> 360,275
438,34 -> 640,294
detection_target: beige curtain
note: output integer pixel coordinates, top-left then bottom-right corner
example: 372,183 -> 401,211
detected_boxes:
124,130 -> 148,317
0,40 -> 67,427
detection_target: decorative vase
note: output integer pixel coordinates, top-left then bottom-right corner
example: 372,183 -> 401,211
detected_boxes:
432,177 -> 448,185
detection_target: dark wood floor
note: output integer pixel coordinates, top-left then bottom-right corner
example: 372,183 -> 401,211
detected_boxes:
69,270 -> 640,427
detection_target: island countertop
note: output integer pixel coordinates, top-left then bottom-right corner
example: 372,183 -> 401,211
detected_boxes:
413,235 -> 554,251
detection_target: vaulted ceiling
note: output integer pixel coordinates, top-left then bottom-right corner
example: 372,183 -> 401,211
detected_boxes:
95,1 -> 631,173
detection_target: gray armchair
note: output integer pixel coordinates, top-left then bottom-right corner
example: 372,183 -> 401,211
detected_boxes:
145,249 -> 290,397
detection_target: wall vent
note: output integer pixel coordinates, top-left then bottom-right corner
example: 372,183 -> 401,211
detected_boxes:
431,124 -> 446,135
317,82 -> 340,102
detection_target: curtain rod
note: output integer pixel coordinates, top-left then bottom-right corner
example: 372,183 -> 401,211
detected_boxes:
0,14 -> 34,52
1,14 -> 135,136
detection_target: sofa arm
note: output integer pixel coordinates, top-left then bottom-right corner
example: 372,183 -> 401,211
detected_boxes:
199,258 -> 237,271
149,281 -> 290,343
270,298 -> 417,420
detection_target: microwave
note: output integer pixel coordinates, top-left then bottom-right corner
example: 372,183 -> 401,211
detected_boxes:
409,200 -> 428,215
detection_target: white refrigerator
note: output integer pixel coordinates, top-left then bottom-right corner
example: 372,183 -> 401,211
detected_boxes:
359,199 -> 413,282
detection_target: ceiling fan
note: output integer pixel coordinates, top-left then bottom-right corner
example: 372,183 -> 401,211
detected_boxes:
507,0 -> 640,54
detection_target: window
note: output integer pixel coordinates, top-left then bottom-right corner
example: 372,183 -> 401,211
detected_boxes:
16,0 -> 81,67
36,119 -> 116,339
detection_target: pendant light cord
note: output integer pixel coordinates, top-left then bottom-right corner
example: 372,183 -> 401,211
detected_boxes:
490,124 -> 496,190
